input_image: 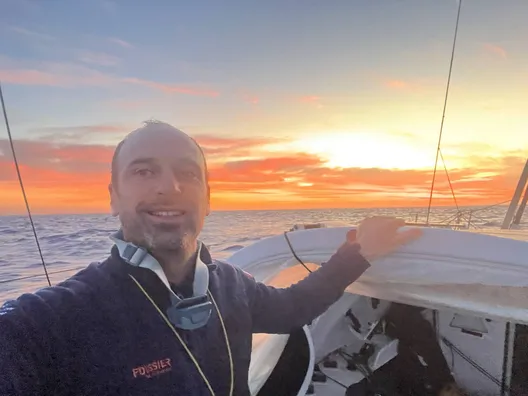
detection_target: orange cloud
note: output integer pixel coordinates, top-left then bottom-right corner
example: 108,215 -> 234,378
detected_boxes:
297,95 -> 323,109
385,80 -> 408,89
381,76 -> 439,93
0,136 -> 524,215
483,43 -> 507,59
299,96 -> 321,104
241,93 -> 259,104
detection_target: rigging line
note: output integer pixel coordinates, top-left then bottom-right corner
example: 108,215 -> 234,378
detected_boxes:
440,149 -> 459,210
0,81 -> 51,287
0,266 -> 85,285
283,231 -> 313,273
425,0 -> 463,225
473,199 -> 512,213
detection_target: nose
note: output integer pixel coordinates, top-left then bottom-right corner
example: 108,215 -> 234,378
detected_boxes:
156,170 -> 183,195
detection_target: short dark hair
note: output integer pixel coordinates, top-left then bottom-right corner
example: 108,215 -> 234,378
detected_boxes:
110,138 -> 126,188
110,121 -> 209,189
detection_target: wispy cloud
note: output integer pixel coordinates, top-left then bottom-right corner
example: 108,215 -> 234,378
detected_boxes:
194,135 -> 282,159
299,95 -> 321,104
76,51 -> 120,67
106,99 -> 152,110
385,80 -> 408,89
298,95 -> 323,109
108,37 -> 134,49
0,58 -> 219,97
122,77 -> 220,97
483,43 -> 507,59
381,77 -> 439,94
240,92 -> 259,105
7,26 -> 55,41
0,62 -> 113,87
28,124 -> 129,143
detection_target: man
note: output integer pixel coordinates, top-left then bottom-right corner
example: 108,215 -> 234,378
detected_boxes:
0,120 -> 421,395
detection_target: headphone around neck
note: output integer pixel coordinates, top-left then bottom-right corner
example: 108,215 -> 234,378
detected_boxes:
110,230 -> 213,330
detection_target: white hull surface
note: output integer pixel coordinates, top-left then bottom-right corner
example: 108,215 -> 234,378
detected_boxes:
226,226 -> 528,396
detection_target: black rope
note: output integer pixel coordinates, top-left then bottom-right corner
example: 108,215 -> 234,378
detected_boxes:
283,231 -> 312,273
0,81 -> 51,287
324,372 -> 348,389
441,336 -> 502,389
426,0 -> 463,224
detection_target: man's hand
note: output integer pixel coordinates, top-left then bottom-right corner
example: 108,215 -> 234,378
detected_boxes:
349,216 -> 423,262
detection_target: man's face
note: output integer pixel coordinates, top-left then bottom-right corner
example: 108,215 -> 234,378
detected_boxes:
109,128 -> 210,253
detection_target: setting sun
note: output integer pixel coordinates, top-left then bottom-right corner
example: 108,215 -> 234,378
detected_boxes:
281,132 -> 438,170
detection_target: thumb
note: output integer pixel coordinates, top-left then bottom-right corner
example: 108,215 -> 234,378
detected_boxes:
346,229 -> 357,243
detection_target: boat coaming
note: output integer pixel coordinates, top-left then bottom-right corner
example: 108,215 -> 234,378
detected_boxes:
227,226 -> 528,325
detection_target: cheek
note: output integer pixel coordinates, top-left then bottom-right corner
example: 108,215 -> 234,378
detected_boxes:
114,186 -> 143,213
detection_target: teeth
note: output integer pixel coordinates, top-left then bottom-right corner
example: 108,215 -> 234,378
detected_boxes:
150,211 -> 183,217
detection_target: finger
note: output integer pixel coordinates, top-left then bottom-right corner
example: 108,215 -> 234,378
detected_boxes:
392,218 -> 406,228
387,217 -> 406,232
393,227 -> 423,247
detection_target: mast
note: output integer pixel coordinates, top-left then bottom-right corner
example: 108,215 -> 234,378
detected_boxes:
512,175 -> 528,225
501,158 -> 528,229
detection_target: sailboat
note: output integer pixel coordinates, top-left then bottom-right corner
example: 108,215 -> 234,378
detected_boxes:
236,160 -> 528,396
1,0 -> 527,395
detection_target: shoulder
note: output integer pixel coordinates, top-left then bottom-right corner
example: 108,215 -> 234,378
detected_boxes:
212,259 -> 256,283
0,259 -> 115,329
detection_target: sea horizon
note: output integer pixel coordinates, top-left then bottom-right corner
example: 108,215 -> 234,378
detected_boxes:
0,202 -> 511,218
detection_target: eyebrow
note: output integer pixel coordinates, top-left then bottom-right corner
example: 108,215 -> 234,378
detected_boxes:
125,157 -> 201,170
125,157 -> 157,169
176,157 -> 201,168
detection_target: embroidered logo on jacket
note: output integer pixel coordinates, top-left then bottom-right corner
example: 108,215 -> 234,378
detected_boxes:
132,358 -> 172,379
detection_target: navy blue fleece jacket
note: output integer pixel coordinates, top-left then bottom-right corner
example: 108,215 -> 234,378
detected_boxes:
0,242 -> 370,396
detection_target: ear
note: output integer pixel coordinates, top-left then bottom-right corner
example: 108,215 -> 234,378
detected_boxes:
205,184 -> 211,216
108,183 -> 119,216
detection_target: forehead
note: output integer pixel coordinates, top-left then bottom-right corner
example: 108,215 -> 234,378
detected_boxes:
117,128 -> 204,170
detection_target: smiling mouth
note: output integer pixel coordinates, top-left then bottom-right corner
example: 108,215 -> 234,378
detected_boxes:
147,210 -> 185,217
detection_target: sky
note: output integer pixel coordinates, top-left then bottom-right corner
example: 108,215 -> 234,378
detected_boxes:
0,0 -> 527,214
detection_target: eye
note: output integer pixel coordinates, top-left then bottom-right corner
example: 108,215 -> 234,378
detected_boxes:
179,170 -> 198,179
135,168 -> 153,177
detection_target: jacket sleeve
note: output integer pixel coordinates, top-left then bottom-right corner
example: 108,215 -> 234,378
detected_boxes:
243,243 -> 371,334
0,295 -> 59,395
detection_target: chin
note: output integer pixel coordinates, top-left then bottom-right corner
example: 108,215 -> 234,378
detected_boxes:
146,232 -> 195,253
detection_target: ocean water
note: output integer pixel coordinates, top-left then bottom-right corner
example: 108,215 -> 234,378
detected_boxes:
0,205 -> 524,303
